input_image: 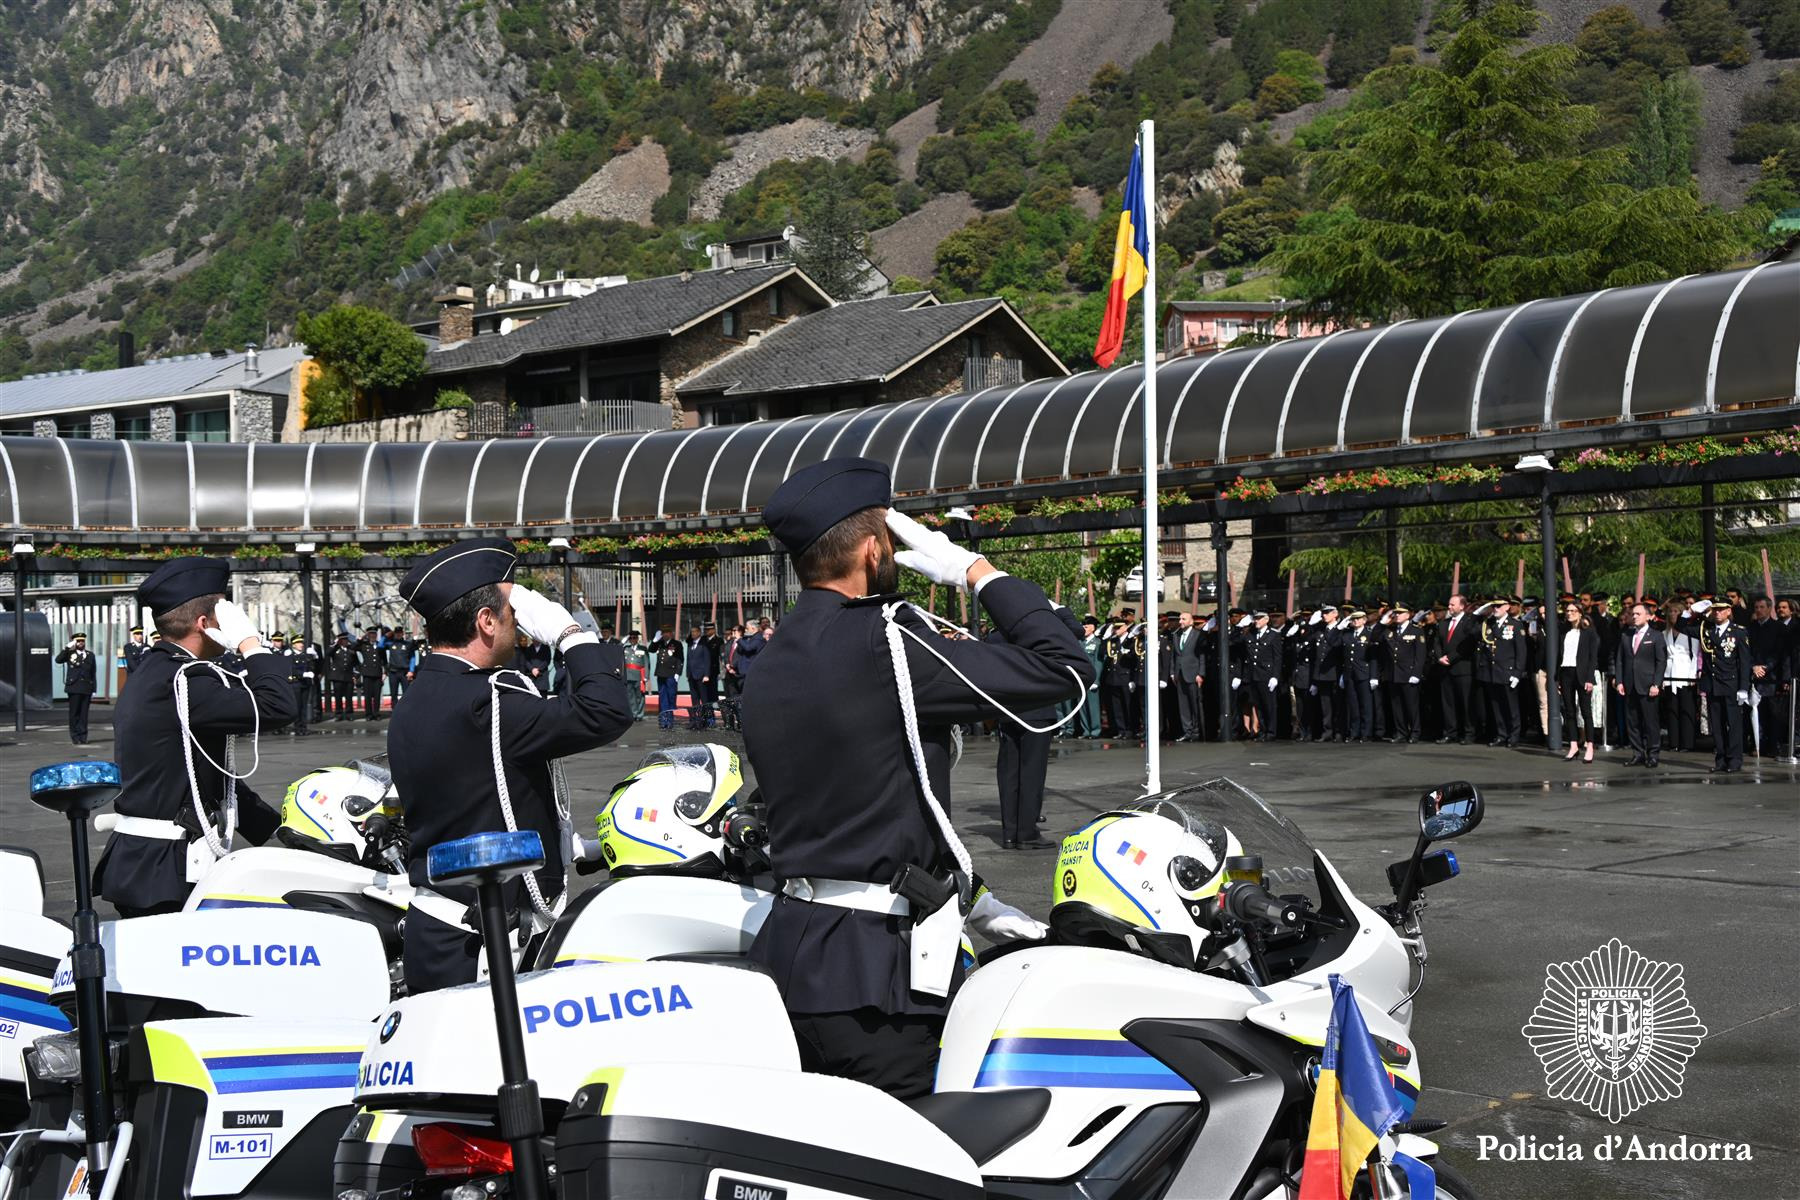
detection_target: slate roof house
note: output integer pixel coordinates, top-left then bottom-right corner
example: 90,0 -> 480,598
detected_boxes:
0,345 -> 305,442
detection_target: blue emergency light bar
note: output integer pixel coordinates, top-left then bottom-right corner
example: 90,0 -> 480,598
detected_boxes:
427,830 -> 545,887
30,761 -> 122,795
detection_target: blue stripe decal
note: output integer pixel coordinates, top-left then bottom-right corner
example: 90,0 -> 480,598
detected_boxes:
214,1071 -> 357,1094
195,898 -> 288,910
209,1063 -> 357,1082
973,1037 -> 1190,1092
0,979 -> 55,1003
204,1052 -> 362,1069
0,996 -> 71,1032
1093,845 -> 1158,928
609,821 -> 686,859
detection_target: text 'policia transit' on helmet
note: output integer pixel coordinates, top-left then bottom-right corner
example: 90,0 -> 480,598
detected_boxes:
279,759 -> 402,865
596,744 -> 743,873
1050,803 -> 1243,969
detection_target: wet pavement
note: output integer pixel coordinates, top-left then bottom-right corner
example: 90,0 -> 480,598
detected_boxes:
3,712 -> 1795,1199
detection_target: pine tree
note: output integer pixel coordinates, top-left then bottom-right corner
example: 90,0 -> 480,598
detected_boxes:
791,168 -> 877,301
1272,2 -> 1744,322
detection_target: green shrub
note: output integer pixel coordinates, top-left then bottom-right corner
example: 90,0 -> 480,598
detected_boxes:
434,388 -> 473,411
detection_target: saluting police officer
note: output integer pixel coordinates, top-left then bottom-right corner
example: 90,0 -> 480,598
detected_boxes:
55,632 -> 98,744
742,458 -> 1089,1100
94,558 -> 296,917
1477,597 -> 1527,746
389,538 -> 634,993
1698,599 -> 1752,773
1386,603 -> 1427,743
122,626 -> 149,675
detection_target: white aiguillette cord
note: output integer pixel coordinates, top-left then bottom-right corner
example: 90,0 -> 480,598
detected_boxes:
486,669 -> 571,924
880,599 -> 1086,886
172,659 -> 262,858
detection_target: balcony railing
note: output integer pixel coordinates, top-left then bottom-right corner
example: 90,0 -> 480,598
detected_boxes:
963,357 -> 1024,392
472,399 -> 671,438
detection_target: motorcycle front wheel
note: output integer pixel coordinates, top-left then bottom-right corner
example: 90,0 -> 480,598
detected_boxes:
1422,1160 -> 1476,1199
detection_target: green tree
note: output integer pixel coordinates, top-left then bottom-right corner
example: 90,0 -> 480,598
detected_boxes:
1272,3 -> 1744,322
791,168 -> 877,300
295,304 -> 426,426
1666,0 -> 1751,66
1624,75 -> 1701,188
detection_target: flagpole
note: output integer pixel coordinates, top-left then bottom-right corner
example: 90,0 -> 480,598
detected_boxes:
1139,118 -> 1161,797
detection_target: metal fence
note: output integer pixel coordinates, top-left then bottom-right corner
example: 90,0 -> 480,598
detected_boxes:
963,357 -> 1024,392
574,557 -> 792,631
471,399 -> 671,438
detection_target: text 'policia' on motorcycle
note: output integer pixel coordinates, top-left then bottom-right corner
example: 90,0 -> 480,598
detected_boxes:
521,983 -> 694,1032
178,944 -> 322,967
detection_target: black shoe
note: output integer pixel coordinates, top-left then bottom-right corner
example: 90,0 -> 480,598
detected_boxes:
1625,755 -> 1645,766
1487,738 -> 1503,747
1004,839 -> 1021,850
1646,757 -> 1659,768
1408,736 -> 1419,744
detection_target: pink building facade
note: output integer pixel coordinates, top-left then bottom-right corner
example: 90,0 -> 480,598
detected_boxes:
1161,301 -> 1335,358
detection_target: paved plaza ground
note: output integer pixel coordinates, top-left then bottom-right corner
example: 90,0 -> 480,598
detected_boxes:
3,708 -> 1795,1199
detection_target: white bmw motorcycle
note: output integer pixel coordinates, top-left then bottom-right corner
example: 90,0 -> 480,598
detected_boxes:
337,777 -> 1484,1200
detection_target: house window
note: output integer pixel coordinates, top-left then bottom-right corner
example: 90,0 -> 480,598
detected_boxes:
721,310 -> 737,338
708,401 -> 756,426
178,409 -> 230,443
57,417 -> 91,439
1216,319 -> 1241,343
116,414 -> 151,440
768,288 -> 782,317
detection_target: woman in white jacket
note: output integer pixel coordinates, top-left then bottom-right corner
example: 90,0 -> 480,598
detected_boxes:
1661,601 -> 1701,752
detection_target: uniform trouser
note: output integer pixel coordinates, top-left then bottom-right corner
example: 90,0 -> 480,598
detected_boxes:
627,678 -> 646,720
996,726 -> 1051,842
1660,686 -> 1698,751
1623,690 -> 1661,760
1706,692 -> 1743,768
361,676 -> 383,717
687,680 -> 714,728
1078,686 -> 1102,737
388,670 -> 408,704
1557,670 -> 1594,744
1440,672 -> 1472,739
1307,684 -> 1336,739
1175,679 -> 1202,739
403,907 -> 481,994
328,679 -> 353,716
1103,683 -> 1134,737
657,677 -> 678,727
1346,680 -> 1374,739
1248,681 -> 1276,738
790,1009 -> 942,1101
291,683 -> 311,733
1390,682 -> 1420,740
67,692 -> 91,742
1484,681 -> 1520,743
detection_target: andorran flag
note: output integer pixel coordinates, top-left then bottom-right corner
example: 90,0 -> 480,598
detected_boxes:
1093,141 -> 1148,369
1297,976 -> 1409,1200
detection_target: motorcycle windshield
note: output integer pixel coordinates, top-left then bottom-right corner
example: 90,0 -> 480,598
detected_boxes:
1125,778 -> 1321,906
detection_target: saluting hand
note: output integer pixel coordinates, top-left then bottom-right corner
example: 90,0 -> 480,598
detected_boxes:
886,510 -> 986,589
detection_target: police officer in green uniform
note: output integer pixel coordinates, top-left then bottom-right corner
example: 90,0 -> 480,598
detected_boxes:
1698,599 -> 1752,772
741,458 -> 1090,1099
94,559 -> 296,916
389,538 -> 634,993
1077,615 -> 1105,737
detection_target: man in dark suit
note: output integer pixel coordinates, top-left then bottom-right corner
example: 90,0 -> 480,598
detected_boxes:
1436,594 -> 1477,743
1615,600 -> 1668,767
1171,610 -> 1205,741
685,622 -> 717,729
1746,596 -> 1786,756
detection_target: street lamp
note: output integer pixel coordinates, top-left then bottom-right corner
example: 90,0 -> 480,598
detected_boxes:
12,540 -> 35,733
296,543 -> 317,659
1516,453 -> 1560,753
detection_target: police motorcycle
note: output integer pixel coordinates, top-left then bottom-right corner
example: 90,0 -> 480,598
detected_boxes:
338,775 -> 1482,1200
181,756 -> 413,985
1,762 -> 394,1200
0,847 -> 73,1130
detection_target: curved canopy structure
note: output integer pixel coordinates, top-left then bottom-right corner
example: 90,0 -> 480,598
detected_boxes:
4,262 -> 1798,541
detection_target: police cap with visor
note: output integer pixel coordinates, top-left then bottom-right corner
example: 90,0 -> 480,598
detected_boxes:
763,457 -> 892,555
398,537 -> 518,619
137,556 -> 232,616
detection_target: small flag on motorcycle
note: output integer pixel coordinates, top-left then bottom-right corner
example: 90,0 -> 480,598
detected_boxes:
1297,976 -> 1423,1200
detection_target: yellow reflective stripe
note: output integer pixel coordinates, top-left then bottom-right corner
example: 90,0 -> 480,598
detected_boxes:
553,954 -> 639,966
0,973 -> 51,994
143,1027 -> 214,1093
578,1066 -> 625,1115
994,1027 -> 1127,1042
197,894 -> 285,905
366,1110 -> 387,1142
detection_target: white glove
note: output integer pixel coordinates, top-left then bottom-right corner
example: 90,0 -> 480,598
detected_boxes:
204,599 -> 263,655
1408,675 -> 1420,685
1309,611 -> 1322,626
1267,677 -> 1278,692
887,510 -> 981,589
1236,616 -> 1254,629
509,584 -> 578,645
1285,624 -> 1300,638
1203,617 -> 1217,632
1370,679 -> 1380,691
1308,684 -> 1317,696
1736,690 -> 1749,705
968,891 -> 1049,943
1231,677 -> 1241,689
1509,676 -> 1519,689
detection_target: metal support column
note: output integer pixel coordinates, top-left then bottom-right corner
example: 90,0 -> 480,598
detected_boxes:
652,562 -> 665,632
299,554 -> 315,653
1701,481 -> 1718,594
11,549 -> 28,733
1212,522 -> 1232,744
773,553 -> 789,617
320,568 -> 333,642
1540,485 -> 1562,755
1385,507 -> 1400,599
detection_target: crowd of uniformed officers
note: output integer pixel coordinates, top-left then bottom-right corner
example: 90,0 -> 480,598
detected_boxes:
1060,589 -> 1795,770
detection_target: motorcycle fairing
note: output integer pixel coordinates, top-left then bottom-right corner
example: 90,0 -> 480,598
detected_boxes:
535,873 -> 772,969
0,914 -> 72,1115
184,846 -> 406,913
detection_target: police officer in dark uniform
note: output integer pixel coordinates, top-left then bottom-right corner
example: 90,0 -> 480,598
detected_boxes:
1477,597 -> 1526,746
1386,602 -> 1427,743
326,632 -> 355,719
122,626 -> 149,675
94,559 -> 296,916
286,632 -> 316,735
356,628 -> 386,718
1698,599 -> 1752,772
742,458 -> 1089,1099
1245,612 -> 1282,742
389,538 -> 633,993
1306,605 -> 1341,741
385,630 -> 413,707
55,632 -> 98,744
1101,615 -> 1139,738
1345,610 -> 1379,742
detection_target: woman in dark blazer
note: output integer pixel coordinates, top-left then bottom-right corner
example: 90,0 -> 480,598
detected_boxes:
1556,601 -> 1600,761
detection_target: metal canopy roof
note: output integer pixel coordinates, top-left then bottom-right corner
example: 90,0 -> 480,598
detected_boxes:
3,262 -> 1797,539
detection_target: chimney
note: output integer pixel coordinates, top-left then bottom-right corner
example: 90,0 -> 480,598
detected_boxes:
244,342 -> 260,378
434,283 -> 477,345
679,268 -> 692,283
118,330 -> 135,370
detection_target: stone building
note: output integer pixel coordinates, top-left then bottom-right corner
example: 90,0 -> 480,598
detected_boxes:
0,344 -> 303,443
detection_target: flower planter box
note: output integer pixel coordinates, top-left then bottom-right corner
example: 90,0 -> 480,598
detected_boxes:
1557,453 -> 1793,492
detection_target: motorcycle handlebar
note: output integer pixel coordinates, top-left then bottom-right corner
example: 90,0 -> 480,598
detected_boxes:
1219,882 -> 1304,930
363,814 -> 390,843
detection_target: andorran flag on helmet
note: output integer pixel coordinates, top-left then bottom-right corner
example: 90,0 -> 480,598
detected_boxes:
1093,140 -> 1148,369
1297,975 -> 1422,1200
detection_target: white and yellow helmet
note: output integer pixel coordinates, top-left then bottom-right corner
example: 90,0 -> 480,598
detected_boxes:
1050,805 -> 1241,968
279,760 -> 402,864
595,744 -> 744,872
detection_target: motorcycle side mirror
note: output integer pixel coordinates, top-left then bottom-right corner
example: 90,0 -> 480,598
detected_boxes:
1419,782 -> 1483,842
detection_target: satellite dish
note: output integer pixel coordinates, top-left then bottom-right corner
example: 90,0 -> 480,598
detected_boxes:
529,265 -> 540,283
500,318 -> 515,335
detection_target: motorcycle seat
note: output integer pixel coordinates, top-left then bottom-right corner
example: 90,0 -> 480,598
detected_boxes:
647,951 -> 771,978
283,890 -> 405,959
908,1087 -> 1051,1166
